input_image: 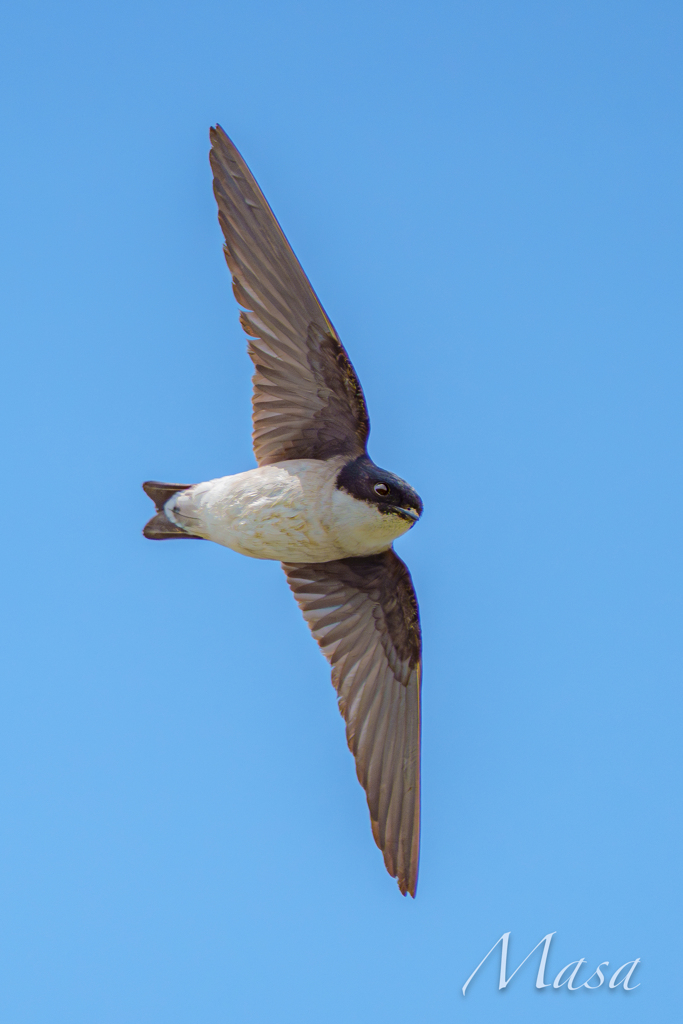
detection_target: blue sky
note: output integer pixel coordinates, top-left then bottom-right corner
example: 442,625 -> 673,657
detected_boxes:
1,1 -> 681,1020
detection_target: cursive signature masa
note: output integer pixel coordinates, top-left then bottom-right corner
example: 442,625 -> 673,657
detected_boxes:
462,932 -> 640,995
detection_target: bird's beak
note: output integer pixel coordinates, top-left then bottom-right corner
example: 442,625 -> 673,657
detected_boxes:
393,506 -> 421,523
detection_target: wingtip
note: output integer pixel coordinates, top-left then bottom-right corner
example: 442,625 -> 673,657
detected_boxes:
398,871 -> 418,898
209,123 -> 231,150
372,815 -> 418,897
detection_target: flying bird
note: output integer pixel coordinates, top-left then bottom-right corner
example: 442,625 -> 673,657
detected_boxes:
142,126 -> 423,896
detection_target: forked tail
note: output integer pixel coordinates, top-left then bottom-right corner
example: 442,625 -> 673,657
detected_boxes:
142,481 -> 203,540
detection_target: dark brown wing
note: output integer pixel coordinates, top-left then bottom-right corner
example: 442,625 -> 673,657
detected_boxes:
209,125 -> 370,466
283,550 -> 421,897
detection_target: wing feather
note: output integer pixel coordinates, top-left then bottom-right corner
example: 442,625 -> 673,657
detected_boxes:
283,549 -> 421,897
210,126 -> 370,465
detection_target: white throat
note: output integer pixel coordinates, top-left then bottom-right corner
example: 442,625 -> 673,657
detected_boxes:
327,487 -> 413,557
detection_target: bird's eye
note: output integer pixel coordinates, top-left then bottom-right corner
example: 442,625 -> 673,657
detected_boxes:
374,482 -> 390,497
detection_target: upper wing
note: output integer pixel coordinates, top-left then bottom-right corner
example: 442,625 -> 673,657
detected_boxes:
283,550 -> 421,897
209,125 -> 370,466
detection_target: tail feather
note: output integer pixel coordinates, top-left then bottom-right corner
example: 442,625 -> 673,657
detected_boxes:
142,480 -> 203,541
143,480 -> 191,511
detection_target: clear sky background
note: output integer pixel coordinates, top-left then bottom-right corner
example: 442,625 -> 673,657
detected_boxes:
1,1 -> 681,1021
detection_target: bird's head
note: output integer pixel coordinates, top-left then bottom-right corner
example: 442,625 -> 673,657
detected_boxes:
336,456 -> 423,527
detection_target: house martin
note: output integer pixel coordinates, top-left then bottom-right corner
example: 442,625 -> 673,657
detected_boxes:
143,126 -> 423,896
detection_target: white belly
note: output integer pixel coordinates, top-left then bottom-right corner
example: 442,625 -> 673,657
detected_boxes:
166,459 -> 413,562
